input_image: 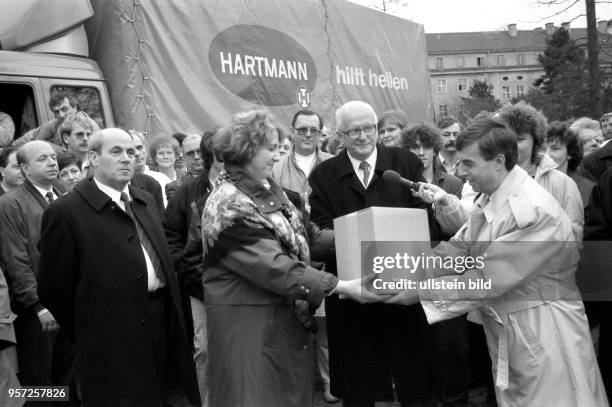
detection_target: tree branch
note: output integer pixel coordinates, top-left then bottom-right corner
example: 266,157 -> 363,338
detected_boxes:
535,0 -> 582,21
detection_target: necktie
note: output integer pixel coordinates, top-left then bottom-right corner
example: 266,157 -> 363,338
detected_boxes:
120,193 -> 165,285
45,191 -> 54,204
359,161 -> 371,187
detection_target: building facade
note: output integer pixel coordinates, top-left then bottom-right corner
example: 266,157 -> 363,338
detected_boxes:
426,22 -> 611,122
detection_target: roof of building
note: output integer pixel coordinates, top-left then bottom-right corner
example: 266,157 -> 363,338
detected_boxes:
426,28 -> 612,54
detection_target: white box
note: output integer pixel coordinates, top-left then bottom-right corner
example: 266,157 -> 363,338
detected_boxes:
333,206 -> 431,293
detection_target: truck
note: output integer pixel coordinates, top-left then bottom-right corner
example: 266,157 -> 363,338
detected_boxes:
0,0 -> 433,141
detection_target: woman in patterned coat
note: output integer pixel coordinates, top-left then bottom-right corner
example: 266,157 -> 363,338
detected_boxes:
201,110 -> 368,407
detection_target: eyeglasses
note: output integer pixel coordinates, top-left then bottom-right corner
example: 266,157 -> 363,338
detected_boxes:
340,124 -> 377,139
295,127 -> 321,137
184,149 -> 201,158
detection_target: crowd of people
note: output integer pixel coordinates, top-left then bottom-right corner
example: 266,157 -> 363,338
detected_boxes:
0,90 -> 612,407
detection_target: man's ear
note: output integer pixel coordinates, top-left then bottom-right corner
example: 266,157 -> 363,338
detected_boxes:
495,153 -> 506,169
88,151 -> 98,167
19,162 -> 29,177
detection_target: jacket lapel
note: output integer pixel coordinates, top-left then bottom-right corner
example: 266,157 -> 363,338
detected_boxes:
23,179 -> 50,210
335,151 -> 366,196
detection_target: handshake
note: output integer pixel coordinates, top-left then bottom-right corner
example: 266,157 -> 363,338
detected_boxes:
333,274 -> 421,306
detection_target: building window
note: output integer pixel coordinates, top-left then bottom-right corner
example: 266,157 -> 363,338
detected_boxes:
502,86 -> 511,100
477,56 -> 485,67
497,54 -> 506,66
458,78 -> 468,91
439,104 -> 449,117
502,76 -> 509,81
516,85 -> 525,97
437,79 -> 447,93
517,75 -> 524,80
456,56 -> 465,67
436,57 -> 444,68
517,54 -> 525,65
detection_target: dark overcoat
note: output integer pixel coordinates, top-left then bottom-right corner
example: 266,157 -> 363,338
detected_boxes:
37,177 -> 200,407
308,146 -> 442,402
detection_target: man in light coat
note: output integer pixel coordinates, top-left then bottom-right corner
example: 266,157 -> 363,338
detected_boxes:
388,119 -> 607,406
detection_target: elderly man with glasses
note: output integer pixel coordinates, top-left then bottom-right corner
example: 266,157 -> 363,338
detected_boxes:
165,133 -> 204,202
308,101 -> 443,407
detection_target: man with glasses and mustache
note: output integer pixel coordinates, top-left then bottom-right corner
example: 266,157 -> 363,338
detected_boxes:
272,109 -> 333,197
436,117 -> 462,178
272,109 -> 336,401
309,101 -> 442,407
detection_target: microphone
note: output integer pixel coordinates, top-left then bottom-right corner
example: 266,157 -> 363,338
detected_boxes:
382,170 -> 421,191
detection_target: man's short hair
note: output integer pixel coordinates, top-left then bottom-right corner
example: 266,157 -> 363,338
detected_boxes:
0,145 -> 18,168
599,112 -> 612,123
213,110 -> 283,166
88,130 -> 106,154
456,118 -> 518,171
59,112 -> 95,141
335,101 -> 377,132
546,122 -> 583,173
378,110 -> 409,132
401,124 -> 443,153
88,128 -> 132,154
57,152 -> 83,172
171,132 -> 188,147
571,117 -> 603,137
291,110 -> 323,129
16,141 -> 53,166
497,101 -> 547,163
436,117 -> 458,130
182,134 -> 202,152
0,112 -> 15,148
49,91 -> 78,110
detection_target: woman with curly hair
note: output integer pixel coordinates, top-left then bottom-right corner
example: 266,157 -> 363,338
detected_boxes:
497,102 -> 584,239
545,122 -> 595,210
201,109 -> 373,407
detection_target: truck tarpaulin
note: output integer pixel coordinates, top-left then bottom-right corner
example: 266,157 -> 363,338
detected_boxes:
86,0 -> 432,137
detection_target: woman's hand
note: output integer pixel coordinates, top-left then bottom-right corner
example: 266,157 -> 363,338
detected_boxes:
334,274 -> 393,303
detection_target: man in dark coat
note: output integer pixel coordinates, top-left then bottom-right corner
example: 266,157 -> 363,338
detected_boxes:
0,141 -> 75,392
584,167 -> 612,396
37,128 -> 200,406
583,140 -> 612,183
163,134 -> 213,403
309,101 -> 441,407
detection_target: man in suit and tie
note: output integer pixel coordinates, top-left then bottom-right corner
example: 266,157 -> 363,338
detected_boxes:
37,128 -> 200,406
0,140 -> 74,391
309,101 -> 442,407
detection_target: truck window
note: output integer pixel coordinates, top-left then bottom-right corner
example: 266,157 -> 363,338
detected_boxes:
50,85 -> 105,128
0,83 -> 38,140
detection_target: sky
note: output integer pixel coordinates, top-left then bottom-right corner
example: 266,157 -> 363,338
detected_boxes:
346,0 -> 612,33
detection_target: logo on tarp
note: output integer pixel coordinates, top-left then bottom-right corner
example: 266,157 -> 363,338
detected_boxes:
296,87 -> 311,108
209,25 -> 317,107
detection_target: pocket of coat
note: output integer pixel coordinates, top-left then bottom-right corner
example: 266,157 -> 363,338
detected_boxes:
261,306 -> 283,353
509,314 -> 545,361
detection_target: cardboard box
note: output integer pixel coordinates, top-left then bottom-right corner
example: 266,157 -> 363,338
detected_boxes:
333,206 -> 431,293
